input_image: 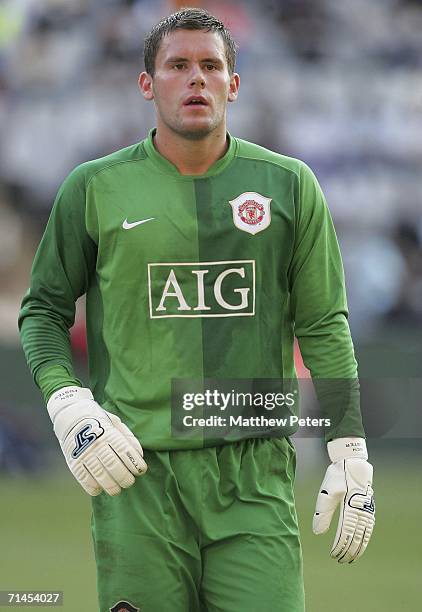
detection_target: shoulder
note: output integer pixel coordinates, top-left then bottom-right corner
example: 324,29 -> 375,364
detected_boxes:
234,136 -> 312,180
61,142 -> 146,190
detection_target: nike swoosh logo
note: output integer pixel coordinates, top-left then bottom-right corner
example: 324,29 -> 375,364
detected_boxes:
122,217 -> 155,229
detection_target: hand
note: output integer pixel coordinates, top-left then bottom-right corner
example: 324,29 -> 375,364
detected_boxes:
312,437 -> 375,563
47,386 -> 147,496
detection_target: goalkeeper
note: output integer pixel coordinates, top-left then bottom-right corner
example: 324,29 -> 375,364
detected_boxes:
19,7 -> 375,612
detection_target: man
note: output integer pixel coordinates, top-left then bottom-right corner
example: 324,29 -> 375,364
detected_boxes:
19,8 -> 375,612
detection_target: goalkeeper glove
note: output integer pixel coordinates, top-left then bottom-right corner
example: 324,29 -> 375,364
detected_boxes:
47,386 -> 147,496
313,437 -> 375,563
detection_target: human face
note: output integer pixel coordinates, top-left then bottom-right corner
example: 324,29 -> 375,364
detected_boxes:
139,29 -> 239,140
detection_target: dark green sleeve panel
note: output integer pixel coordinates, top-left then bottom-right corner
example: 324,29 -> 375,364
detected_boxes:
288,162 -> 364,440
18,166 -> 97,399
36,364 -> 83,404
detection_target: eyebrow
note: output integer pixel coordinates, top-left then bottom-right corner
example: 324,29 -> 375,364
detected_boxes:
165,56 -> 225,66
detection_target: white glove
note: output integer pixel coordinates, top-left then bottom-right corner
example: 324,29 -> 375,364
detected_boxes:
47,386 -> 147,496
313,437 -> 375,563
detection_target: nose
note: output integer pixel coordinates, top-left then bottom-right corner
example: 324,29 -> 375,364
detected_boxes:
189,66 -> 206,88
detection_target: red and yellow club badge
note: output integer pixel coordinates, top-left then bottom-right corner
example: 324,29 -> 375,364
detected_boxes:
229,192 -> 272,235
109,601 -> 139,612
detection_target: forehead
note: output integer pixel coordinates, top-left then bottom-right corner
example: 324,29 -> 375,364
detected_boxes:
156,29 -> 227,64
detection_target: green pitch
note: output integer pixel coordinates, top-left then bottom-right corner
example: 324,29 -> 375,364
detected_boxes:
0,448 -> 419,611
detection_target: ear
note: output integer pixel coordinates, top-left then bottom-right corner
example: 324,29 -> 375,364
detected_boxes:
139,71 -> 154,101
228,72 -> 240,103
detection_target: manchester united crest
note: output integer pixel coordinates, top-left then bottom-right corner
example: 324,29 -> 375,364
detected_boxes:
229,192 -> 272,235
109,601 -> 140,612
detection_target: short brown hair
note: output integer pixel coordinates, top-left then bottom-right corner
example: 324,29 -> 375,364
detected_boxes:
143,7 -> 238,77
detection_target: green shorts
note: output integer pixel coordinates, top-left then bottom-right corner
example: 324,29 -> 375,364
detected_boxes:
91,436 -> 305,612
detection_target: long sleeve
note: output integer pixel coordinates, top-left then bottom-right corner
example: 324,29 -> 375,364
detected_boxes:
288,162 -> 364,440
18,166 -> 97,402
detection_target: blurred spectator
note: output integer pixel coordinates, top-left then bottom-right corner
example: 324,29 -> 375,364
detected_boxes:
388,219 -> 422,322
0,412 -> 45,474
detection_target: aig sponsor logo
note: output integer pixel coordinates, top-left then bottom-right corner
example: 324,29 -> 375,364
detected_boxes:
148,260 -> 255,318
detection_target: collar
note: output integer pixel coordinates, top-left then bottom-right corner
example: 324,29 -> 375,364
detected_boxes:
143,127 -> 237,178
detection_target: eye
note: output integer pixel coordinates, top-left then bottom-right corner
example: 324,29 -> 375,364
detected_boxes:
174,63 -> 186,70
205,64 -> 216,71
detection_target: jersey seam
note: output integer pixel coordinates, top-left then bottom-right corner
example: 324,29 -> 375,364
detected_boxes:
84,153 -> 233,182
235,152 -> 302,180
82,143 -> 303,185
85,156 -> 147,190
84,155 -> 147,244
130,164 -> 202,180
141,151 -> 302,181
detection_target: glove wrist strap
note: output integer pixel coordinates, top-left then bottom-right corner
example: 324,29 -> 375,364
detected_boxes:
47,386 -> 93,422
327,437 -> 368,462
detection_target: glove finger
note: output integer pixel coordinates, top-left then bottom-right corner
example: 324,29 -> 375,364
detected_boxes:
313,491 -> 340,534
336,515 -> 366,563
313,462 -> 347,535
350,515 -> 375,563
117,445 -> 148,477
79,474 -> 103,497
339,482 -> 375,563
107,413 -> 146,457
107,428 -> 148,476
68,455 -> 103,496
84,455 -> 122,496
330,502 -> 359,560
98,444 -> 137,489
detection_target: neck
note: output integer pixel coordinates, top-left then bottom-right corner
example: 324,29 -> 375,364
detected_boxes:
153,125 -> 228,175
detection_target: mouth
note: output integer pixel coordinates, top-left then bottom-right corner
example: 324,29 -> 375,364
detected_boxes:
183,96 -> 209,107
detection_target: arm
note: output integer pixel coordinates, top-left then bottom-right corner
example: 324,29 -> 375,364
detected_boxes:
19,167 -> 147,495
18,166 -> 96,402
289,163 -> 375,562
288,161 -> 363,440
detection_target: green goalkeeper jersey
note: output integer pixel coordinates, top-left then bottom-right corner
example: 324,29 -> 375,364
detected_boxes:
19,128 -> 364,450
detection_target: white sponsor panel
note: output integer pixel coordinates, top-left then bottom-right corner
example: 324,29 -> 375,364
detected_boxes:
148,260 -> 256,318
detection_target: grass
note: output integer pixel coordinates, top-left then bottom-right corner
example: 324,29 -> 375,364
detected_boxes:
0,475 -> 97,611
0,447 -> 420,611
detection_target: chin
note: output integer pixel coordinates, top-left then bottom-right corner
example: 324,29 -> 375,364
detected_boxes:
177,121 -> 220,141
180,129 -> 213,141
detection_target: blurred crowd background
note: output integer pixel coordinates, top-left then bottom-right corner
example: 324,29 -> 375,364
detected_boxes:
1,0 -> 421,464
